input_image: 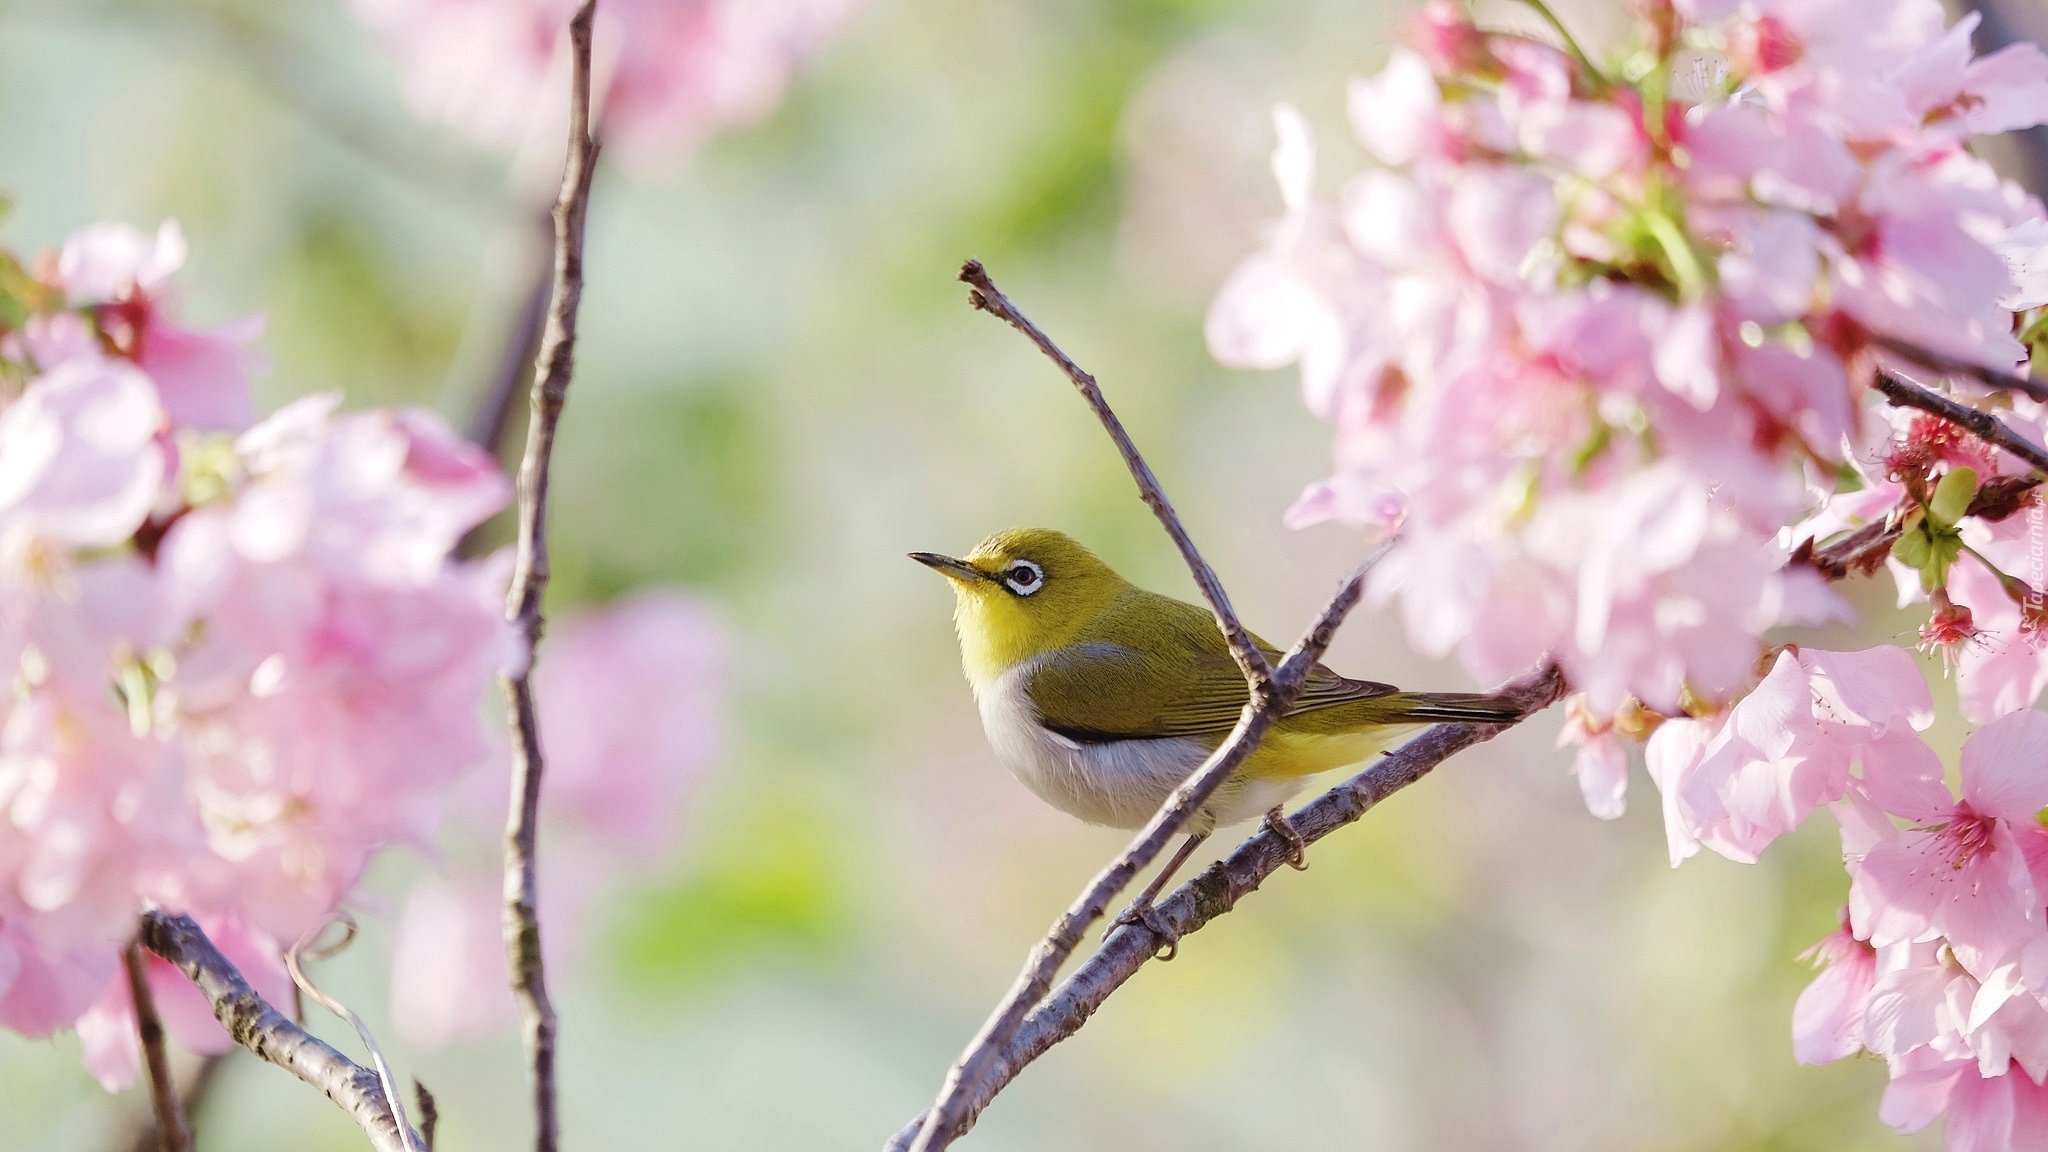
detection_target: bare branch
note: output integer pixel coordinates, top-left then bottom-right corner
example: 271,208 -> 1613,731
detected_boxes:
465,214 -> 555,454
908,261 -> 1415,1152
117,1056 -> 222,1152
123,942 -> 191,1152
1872,367 -> 2048,473
501,5 -> 601,1152
957,260 -> 1270,688
1872,333 -> 2048,403
138,912 -> 420,1152
889,662 -> 1567,1151
902,545 -> 1396,1152
286,917 -> 424,1152
414,1081 -> 441,1152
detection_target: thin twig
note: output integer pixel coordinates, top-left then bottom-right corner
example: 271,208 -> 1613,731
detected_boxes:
502,5 -> 601,1152
1872,367 -> 2048,472
1509,0 -> 1603,82
1788,474 -> 2043,582
1872,333 -> 2048,403
888,662 -> 1567,1150
902,550 -> 1394,1152
286,917 -> 424,1152
123,942 -> 191,1152
117,1056 -> 223,1152
414,1080 -> 441,1152
465,216 -> 556,453
138,912 -> 421,1152
958,260 -> 1270,688
908,261 -> 1405,1152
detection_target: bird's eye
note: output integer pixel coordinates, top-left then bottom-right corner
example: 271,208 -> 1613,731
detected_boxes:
1003,560 -> 1044,596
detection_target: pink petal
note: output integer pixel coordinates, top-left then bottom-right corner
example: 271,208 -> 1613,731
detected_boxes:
1880,1049 -> 1964,1134
1962,710 -> 2048,820
1793,941 -> 1876,1064
1801,645 -> 1936,734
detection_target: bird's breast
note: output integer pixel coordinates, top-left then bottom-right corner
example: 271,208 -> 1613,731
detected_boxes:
974,659 -> 1219,830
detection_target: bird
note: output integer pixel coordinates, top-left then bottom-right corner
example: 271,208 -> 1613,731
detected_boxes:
912,527 -> 1523,948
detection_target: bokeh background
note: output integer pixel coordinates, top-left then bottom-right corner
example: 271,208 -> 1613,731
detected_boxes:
0,0 -> 2009,1148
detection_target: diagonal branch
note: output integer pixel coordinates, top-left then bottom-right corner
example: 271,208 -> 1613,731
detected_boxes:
501,4 -> 601,1152
888,662 -> 1566,1151
1872,367 -> 2048,473
123,941 -> 191,1152
958,260 -> 1270,688
139,912 -> 420,1152
905,261 -> 1414,1152
1871,333 -> 2048,404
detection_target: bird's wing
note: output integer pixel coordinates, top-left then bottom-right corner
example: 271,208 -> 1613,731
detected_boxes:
1025,590 -> 1398,741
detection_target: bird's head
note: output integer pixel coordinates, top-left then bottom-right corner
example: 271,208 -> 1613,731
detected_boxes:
911,527 -> 1127,685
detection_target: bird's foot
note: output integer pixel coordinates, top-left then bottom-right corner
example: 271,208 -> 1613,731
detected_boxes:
1265,806 -> 1310,870
1108,900 -> 1182,961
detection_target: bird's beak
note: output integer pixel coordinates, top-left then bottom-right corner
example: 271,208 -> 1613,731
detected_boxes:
909,552 -> 989,583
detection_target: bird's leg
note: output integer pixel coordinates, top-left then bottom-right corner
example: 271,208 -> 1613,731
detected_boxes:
1108,832 -> 1208,960
1264,806 -> 1309,870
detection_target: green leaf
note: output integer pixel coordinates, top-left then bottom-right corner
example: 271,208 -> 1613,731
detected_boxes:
1892,523 -> 1932,568
1930,466 -> 1979,526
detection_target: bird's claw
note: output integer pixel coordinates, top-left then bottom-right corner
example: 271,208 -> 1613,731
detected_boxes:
1265,806 -> 1309,870
1109,900 -> 1181,961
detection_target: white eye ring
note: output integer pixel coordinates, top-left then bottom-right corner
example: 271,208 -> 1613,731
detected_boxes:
1003,560 -> 1044,596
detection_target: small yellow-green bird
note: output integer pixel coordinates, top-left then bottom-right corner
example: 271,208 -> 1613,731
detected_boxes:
912,527 -> 1519,909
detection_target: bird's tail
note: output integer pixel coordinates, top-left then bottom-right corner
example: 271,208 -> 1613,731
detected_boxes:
1373,691 -> 1525,725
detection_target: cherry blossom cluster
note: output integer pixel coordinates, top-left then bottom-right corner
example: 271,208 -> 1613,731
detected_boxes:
1641,646 -> 2048,1148
347,0 -> 863,169
1207,0 -> 2048,715
0,219 -> 514,1085
1209,0 -> 2048,1145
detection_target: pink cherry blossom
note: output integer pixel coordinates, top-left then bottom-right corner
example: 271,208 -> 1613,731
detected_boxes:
1557,699 -> 1630,820
1794,911 -> 1878,1064
347,0 -> 862,169
1210,0 -> 2048,725
1646,646 -> 1937,865
0,359 -> 166,555
48,221 -> 260,432
1854,710 -> 2048,976
0,343 -> 514,1073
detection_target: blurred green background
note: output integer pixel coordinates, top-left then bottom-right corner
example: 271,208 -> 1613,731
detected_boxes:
0,0 -> 1960,1148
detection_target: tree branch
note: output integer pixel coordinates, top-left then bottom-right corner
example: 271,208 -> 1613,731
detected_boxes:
465,213 -> 556,454
117,1056 -> 222,1152
903,261 -> 1418,1152
902,542 -> 1394,1152
138,912 -> 419,1152
888,662 -> 1567,1151
957,260 -> 1270,687
123,942 -> 191,1152
501,4 -> 601,1152
1872,367 -> 2048,473
1872,333 -> 2048,403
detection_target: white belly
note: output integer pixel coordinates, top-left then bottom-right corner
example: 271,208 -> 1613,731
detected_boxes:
974,661 -> 1306,832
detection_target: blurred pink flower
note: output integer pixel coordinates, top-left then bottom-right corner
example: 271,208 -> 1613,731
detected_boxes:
348,0 -> 861,169
0,359 -> 166,555
0,370 -> 514,1071
387,591 -> 727,1047
48,221 -> 260,432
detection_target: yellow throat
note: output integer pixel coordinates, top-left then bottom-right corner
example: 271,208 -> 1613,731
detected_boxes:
912,527 -> 1127,688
